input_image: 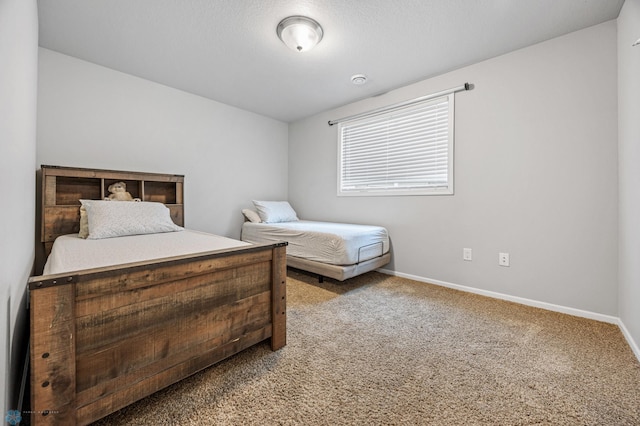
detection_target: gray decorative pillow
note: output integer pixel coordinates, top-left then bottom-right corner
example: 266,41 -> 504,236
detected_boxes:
242,208 -> 262,223
78,206 -> 89,238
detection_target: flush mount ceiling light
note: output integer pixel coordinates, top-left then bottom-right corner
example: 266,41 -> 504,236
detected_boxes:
277,15 -> 323,52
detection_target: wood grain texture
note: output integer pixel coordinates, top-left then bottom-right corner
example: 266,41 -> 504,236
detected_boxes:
271,244 -> 287,350
75,326 -> 271,425
30,284 -> 76,425
29,243 -> 285,425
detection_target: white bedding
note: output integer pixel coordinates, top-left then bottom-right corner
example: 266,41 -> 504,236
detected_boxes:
241,220 -> 389,266
43,229 -> 249,275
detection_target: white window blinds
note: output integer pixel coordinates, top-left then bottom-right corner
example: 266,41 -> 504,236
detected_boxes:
338,93 -> 454,196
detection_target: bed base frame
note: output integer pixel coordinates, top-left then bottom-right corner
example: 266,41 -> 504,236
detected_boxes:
29,166 -> 287,425
287,252 -> 391,282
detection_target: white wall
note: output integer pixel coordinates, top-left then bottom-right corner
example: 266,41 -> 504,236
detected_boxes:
289,21 -> 618,317
0,0 -> 37,415
37,48 -> 289,239
618,0 -> 640,356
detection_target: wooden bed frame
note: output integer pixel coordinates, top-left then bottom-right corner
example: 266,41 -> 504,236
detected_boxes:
29,165 -> 287,425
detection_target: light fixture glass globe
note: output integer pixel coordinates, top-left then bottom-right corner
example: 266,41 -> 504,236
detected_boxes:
277,16 -> 323,52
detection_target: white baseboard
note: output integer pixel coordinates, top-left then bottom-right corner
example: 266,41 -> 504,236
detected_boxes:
377,268 -> 640,362
617,319 -> 640,362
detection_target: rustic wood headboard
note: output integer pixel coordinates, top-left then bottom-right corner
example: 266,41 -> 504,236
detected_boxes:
35,165 -> 184,273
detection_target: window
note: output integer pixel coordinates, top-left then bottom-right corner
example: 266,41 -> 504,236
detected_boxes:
337,94 -> 454,196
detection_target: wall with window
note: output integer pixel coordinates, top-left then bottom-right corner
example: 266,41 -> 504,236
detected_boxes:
37,49 -> 289,240
289,21 -> 618,317
0,0 -> 37,416
337,94 -> 455,197
618,0 -> 640,357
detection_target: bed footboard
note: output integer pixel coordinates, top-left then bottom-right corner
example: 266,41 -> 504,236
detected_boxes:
28,242 -> 287,425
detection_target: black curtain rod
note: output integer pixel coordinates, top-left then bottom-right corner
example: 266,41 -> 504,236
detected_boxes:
328,82 -> 473,126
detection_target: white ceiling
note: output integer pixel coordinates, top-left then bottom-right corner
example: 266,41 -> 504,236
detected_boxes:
37,0 -> 624,123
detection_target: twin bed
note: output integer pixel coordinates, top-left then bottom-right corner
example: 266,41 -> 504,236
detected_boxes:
241,218 -> 390,282
29,166 -> 287,425
29,165 -> 390,425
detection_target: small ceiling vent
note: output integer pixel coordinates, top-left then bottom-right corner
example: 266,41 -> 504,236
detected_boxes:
351,74 -> 368,85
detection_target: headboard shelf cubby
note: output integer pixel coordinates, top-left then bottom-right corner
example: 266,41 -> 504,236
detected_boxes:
37,165 -> 184,271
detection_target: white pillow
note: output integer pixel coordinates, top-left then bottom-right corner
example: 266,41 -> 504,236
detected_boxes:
252,200 -> 298,223
80,200 -> 183,240
242,208 -> 262,223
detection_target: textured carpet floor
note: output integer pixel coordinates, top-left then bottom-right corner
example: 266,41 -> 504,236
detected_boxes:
94,270 -> 640,425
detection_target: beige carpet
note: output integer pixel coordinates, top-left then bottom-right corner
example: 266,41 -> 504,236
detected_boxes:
94,270 -> 640,425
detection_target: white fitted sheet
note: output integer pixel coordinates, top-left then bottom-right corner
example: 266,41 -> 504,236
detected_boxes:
241,220 -> 389,266
43,229 -> 249,275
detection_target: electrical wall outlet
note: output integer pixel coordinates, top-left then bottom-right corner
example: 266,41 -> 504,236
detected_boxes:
499,252 -> 510,267
463,248 -> 472,261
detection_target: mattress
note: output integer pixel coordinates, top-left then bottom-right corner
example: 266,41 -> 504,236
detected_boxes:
241,220 -> 389,266
43,229 -> 249,275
